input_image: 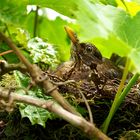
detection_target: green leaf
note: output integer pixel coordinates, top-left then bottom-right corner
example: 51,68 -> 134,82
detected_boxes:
17,89 -> 54,127
94,0 -> 117,6
23,9 -> 71,61
0,0 -> 28,26
66,1 -> 140,72
14,71 -> 30,88
0,28 -> 32,63
14,71 -> 49,99
29,0 -> 77,18
92,34 -> 131,58
27,37 -> 60,69
23,11 -> 35,37
19,103 -> 53,127
15,72 -> 54,127
38,17 -> 71,61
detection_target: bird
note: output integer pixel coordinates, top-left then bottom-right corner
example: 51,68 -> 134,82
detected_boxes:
53,26 -> 123,86
64,26 -> 122,80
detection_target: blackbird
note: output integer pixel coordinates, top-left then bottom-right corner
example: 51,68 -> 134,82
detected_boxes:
64,26 -> 122,80
53,26 -> 122,85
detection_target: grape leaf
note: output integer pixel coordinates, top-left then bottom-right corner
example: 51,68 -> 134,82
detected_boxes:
27,37 -> 60,69
15,71 -> 55,127
19,103 -> 53,127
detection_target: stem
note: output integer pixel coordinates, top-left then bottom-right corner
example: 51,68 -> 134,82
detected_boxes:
4,23 -> 11,37
102,58 -> 130,133
78,88 -> 93,124
102,73 -> 139,133
116,58 -> 130,98
117,73 -> 139,109
121,0 -> 129,12
33,6 -> 39,37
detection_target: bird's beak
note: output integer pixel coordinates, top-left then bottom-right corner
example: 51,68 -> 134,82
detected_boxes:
64,26 -> 79,45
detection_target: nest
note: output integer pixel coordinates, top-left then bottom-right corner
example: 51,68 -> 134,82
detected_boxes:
49,62 -> 140,109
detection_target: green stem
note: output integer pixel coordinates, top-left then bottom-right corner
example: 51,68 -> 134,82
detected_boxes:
116,58 -> 130,98
4,23 -> 11,37
33,6 -> 39,37
102,73 -> 139,133
121,0 -> 129,12
117,73 -> 139,109
101,58 -> 131,133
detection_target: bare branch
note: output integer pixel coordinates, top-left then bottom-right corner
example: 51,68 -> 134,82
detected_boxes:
0,87 -> 111,140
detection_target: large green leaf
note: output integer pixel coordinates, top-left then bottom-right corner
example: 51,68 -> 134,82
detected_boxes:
0,0 -> 28,26
38,17 -> 71,61
1,0 -> 140,72
29,0 -> 77,18
29,0 -> 117,18
66,0 -> 140,72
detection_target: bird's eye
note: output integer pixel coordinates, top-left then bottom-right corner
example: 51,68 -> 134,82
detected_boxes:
86,46 -> 92,53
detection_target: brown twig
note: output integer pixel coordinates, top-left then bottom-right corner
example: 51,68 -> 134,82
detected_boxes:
78,88 -> 93,124
0,50 -> 13,56
0,87 -> 111,140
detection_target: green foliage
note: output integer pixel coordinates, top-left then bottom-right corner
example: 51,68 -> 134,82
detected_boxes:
15,71 -> 55,127
0,0 -> 28,26
1,0 -> 140,71
37,17 -> 71,61
29,0 -> 77,18
27,37 -> 60,69
1,0 -> 140,135
0,42 -> 20,63
19,103 -> 53,127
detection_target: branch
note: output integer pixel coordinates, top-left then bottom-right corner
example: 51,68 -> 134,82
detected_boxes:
0,32 -> 80,116
0,50 -> 13,56
0,60 -> 27,76
0,87 -> 111,140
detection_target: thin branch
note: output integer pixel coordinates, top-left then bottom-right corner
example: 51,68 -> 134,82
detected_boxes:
78,88 -> 93,124
50,79 -> 93,123
0,60 -> 27,76
121,0 -> 129,13
0,50 -> 13,57
0,32 -> 32,70
0,87 -> 111,140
